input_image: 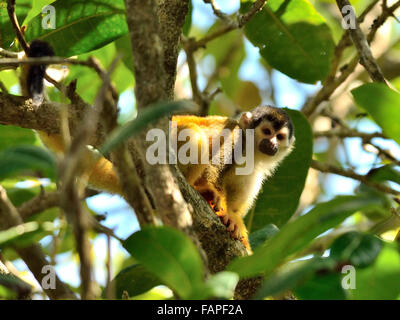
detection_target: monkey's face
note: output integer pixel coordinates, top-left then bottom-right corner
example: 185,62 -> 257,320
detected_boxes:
239,106 -> 295,158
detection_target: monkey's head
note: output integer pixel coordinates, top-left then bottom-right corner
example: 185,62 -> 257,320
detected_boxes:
239,105 -> 295,159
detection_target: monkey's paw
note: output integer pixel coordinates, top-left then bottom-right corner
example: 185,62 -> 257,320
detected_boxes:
219,214 -> 242,240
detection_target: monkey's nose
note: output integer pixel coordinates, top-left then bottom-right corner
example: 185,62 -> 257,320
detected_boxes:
259,139 -> 278,156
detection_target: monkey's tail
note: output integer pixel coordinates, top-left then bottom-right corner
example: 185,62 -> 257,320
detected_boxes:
25,40 -> 55,105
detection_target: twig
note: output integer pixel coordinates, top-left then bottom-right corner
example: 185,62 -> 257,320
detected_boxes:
192,0 -> 268,49
204,0 -> 231,23
18,191 -> 60,220
314,128 -> 385,139
0,81 -> 7,93
0,48 -> 19,58
59,58 -> 119,300
302,0 -> 400,117
6,0 -> 29,53
336,0 -> 387,83
238,0 -> 268,27
105,234 -> 114,300
0,185 -> 77,299
182,36 -> 223,115
311,159 -> 400,195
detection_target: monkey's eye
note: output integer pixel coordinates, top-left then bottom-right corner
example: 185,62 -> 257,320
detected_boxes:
276,133 -> 285,141
263,128 -> 272,135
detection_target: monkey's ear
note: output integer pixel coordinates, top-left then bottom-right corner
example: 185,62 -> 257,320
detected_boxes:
239,112 -> 252,129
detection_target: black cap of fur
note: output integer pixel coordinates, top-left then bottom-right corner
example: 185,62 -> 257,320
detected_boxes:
248,105 -> 294,139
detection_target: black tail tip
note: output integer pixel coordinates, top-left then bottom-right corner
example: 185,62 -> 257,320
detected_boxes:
28,40 -> 55,58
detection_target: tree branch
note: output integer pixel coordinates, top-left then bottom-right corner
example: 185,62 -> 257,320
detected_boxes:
311,160 -> 400,196
0,185 -> 77,299
336,0 -> 387,83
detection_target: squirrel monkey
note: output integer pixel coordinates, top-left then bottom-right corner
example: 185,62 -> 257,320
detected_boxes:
21,40 -> 295,252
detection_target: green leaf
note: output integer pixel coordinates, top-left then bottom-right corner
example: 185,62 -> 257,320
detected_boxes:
0,145 -> 56,180
246,109 -> 313,232
0,125 -> 37,151
110,264 -> 162,299
6,187 -> 37,207
241,0 -> 334,83
255,257 -> 336,299
352,83 -> 400,144
295,272 -> 347,300
330,231 -> 383,268
0,273 -> 32,299
349,243 -> 400,299
114,34 -> 134,73
65,41 -> 134,104
249,224 -> 279,250
229,195 -> 385,278
194,271 -> 239,300
182,0 -> 192,37
0,0 -> 32,49
100,100 -> 195,154
368,165 -> 400,186
0,221 -> 56,248
123,226 -> 204,299
24,0 -> 128,57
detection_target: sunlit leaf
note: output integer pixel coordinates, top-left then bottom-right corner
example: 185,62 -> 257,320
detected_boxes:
24,0 -> 128,57
241,0 -> 334,83
249,224 -> 279,250
0,125 -> 37,151
348,243 -> 400,299
352,83 -> 400,145
123,226 -> 204,299
110,264 -> 162,299
229,195 -> 386,278
0,145 -> 56,180
330,231 -> 383,268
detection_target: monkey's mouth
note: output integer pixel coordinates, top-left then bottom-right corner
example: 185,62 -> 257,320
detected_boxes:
259,139 -> 278,156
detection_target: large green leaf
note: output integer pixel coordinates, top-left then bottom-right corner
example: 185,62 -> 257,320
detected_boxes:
65,41 -> 134,104
294,272 -> 346,300
255,257 -> 341,299
0,145 -> 56,180
24,0 -> 128,57
110,264 -> 162,299
349,243 -> 400,299
249,224 -> 279,250
352,83 -> 400,145
0,125 -> 37,151
246,109 -> 313,232
330,231 -> 383,268
123,226 -> 204,299
368,165 -> 400,186
194,271 -> 239,300
229,195 -> 385,278
241,0 -> 334,83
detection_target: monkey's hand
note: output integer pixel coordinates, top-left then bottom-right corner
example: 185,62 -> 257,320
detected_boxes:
208,195 -> 251,253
